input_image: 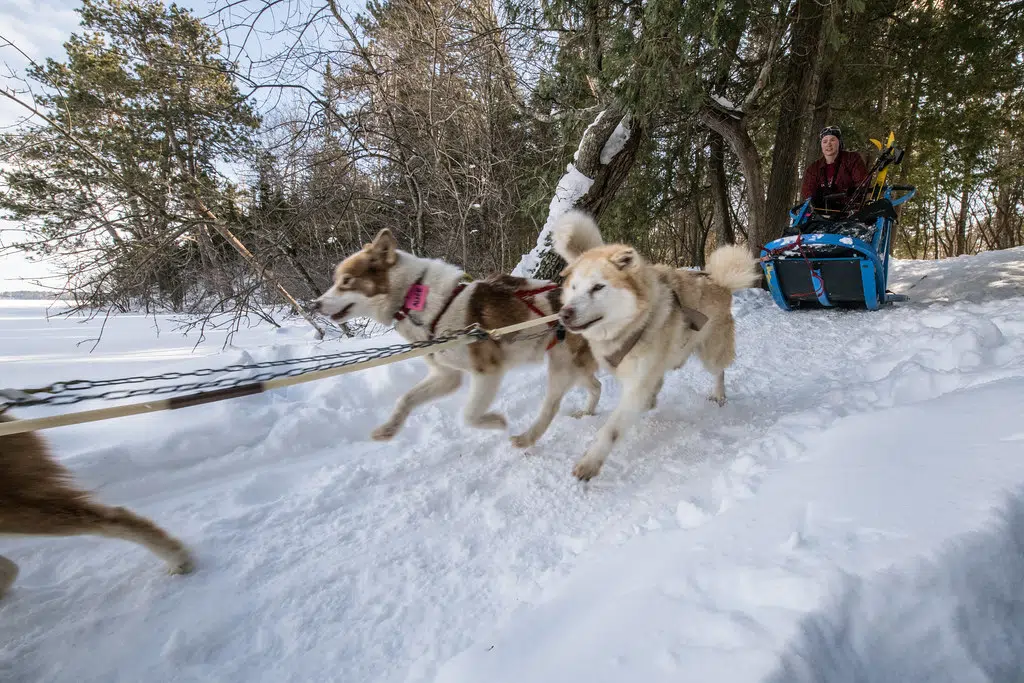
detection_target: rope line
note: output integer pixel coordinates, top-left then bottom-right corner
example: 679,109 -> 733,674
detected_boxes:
0,314 -> 560,436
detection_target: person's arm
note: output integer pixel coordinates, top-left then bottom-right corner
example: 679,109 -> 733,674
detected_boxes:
800,162 -> 817,199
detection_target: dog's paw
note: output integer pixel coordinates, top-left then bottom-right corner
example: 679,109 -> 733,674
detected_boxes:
0,556 -> 19,598
707,395 -> 726,407
471,412 -> 507,430
371,423 -> 400,441
510,432 -> 536,449
167,549 -> 196,575
572,457 -> 604,481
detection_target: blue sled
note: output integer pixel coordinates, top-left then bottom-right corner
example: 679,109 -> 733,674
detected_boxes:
761,184 -> 916,311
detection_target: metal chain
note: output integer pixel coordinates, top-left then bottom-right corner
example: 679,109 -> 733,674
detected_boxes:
1,326 -> 490,411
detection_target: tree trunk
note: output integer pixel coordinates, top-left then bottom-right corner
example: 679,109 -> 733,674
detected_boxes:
709,131 -> 735,246
699,106 -> 767,251
804,56 -> 836,169
955,183 -> 970,256
194,225 -> 235,304
763,0 -> 827,250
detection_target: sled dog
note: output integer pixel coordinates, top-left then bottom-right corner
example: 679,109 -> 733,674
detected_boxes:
552,210 -> 759,480
0,415 -> 194,599
313,229 -> 601,447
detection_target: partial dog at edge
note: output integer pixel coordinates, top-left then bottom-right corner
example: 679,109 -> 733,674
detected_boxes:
313,229 -> 601,447
552,210 -> 760,481
0,415 -> 194,599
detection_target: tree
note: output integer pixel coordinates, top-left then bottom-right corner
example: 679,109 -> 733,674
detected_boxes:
0,0 -> 317,326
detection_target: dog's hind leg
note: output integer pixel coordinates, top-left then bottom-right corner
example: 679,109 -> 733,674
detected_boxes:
572,373 -> 602,418
2,501 -> 194,575
646,376 -> 664,411
0,555 -> 18,599
511,364 -> 575,448
463,371 -> 507,430
371,361 -> 462,441
698,319 -> 735,406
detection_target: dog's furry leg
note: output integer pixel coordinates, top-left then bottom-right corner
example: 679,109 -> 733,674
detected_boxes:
572,374 -> 602,418
3,502 -> 194,574
371,362 -> 462,441
511,364 -> 575,448
574,361 -> 666,481
646,377 -> 665,411
0,555 -> 18,599
709,370 -> 727,405
463,371 -> 507,430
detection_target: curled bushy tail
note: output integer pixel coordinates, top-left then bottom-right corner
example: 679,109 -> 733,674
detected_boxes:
705,244 -> 760,292
552,210 -> 604,262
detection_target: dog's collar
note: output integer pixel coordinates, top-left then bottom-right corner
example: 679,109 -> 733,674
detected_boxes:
603,284 -> 708,369
604,322 -> 647,369
393,269 -> 429,323
394,270 -> 471,338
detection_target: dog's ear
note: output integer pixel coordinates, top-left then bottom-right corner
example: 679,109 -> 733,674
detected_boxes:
368,229 -> 398,265
609,247 -> 637,270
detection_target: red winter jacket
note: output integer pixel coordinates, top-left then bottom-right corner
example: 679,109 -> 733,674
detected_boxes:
800,150 -> 869,201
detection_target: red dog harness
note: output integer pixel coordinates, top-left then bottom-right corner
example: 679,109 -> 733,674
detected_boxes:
394,278 -> 563,349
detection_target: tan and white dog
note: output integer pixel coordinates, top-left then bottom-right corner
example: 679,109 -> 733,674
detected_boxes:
313,229 -> 601,447
0,415 -> 194,599
552,210 -> 759,480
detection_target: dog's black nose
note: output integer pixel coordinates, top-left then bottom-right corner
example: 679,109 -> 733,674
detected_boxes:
559,306 -> 575,324
310,299 -> 322,313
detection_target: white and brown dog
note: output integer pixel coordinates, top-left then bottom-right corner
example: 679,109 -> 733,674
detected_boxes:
313,229 -> 600,447
552,210 -> 759,480
0,415 -> 194,599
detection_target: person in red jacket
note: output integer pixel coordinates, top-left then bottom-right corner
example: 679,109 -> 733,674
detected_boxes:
800,126 -> 869,207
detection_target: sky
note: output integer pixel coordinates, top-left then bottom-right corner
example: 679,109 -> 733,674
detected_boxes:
0,0 -> 81,290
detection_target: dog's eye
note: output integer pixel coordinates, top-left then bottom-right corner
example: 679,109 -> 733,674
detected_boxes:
338,275 -> 354,289
590,284 -> 605,294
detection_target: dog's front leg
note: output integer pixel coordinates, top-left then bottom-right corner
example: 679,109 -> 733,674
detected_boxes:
372,362 -> 463,441
573,361 -> 666,481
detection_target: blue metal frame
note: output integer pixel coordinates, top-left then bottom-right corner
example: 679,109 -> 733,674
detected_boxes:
760,185 -> 915,311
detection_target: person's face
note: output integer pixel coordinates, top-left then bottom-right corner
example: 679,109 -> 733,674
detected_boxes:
821,135 -> 840,158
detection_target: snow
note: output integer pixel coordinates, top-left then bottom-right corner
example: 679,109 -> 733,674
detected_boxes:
712,94 -> 737,108
2,247 -> 1024,683
599,116 -> 631,165
711,94 -> 743,118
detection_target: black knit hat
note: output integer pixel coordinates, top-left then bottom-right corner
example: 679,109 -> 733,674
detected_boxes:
819,126 -> 842,142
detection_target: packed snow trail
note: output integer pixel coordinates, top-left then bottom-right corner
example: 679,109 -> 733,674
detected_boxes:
0,248 -> 1022,683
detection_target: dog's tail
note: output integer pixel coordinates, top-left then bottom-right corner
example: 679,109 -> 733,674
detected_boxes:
705,244 -> 760,293
552,210 -> 604,262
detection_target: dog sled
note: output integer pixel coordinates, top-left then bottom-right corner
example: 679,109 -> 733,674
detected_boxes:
759,131 -> 916,311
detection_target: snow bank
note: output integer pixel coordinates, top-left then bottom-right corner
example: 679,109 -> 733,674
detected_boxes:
437,378 -> 1024,683
1,247 -> 1022,683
